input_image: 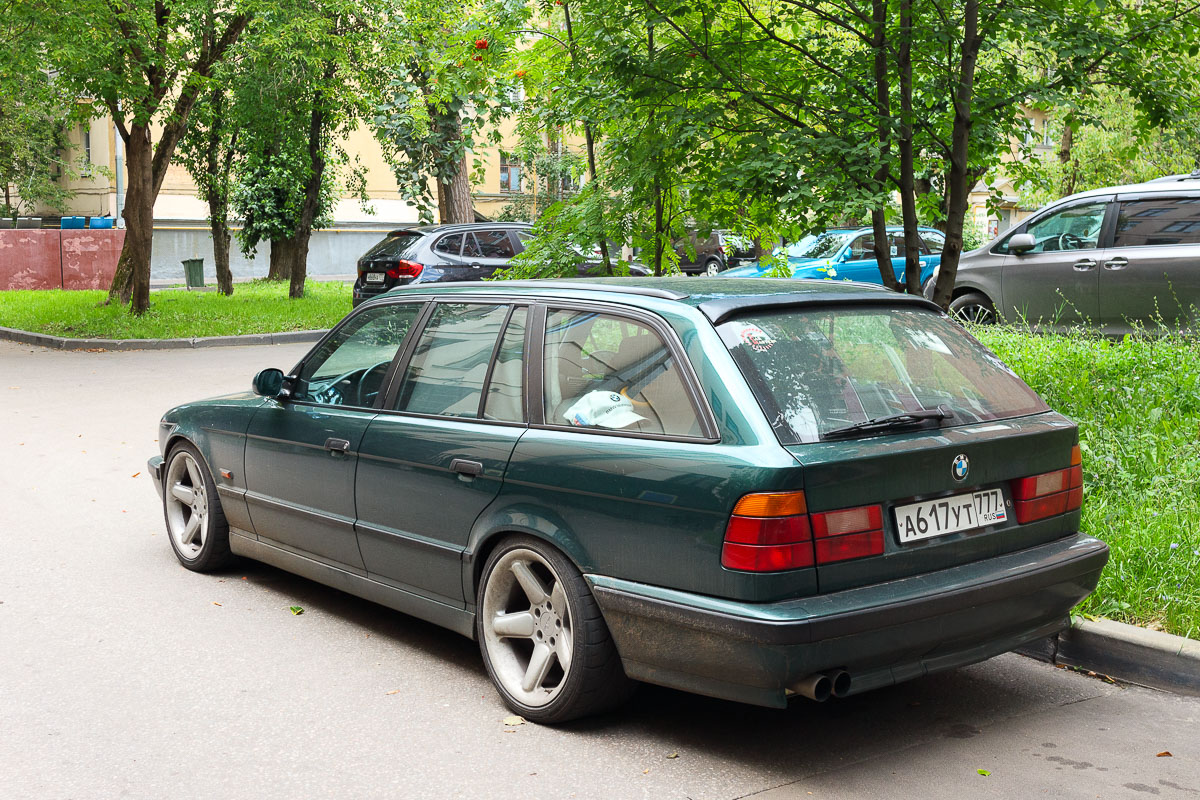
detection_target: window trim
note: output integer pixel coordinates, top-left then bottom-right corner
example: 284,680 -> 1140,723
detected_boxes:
283,298 -> 429,412
990,196 -> 1115,255
532,300 -> 720,443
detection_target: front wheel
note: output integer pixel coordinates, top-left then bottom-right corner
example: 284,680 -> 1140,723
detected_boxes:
163,442 -> 233,572
949,292 -> 997,325
703,258 -> 723,277
477,536 -> 633,723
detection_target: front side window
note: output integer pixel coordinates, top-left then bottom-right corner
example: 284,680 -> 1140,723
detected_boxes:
394,304 -> 510,417
1113,198 -> 1200,247
720,306 -> 1047,444
294,304 -> 421,407
919,229 -> 945,254
999,201 -> 1107,254
542,309 -> 701,437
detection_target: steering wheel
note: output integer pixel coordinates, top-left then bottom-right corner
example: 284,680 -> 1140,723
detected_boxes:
1057,232 -> 1083,251
353,361 -> 392,407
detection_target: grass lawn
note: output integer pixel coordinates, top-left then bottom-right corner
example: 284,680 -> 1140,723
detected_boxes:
976,326 -> 1200,639
0,280 -> 350,339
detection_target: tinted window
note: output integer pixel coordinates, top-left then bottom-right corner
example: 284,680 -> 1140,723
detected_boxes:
1113,198 -> 1200,247
395,304 -> 509,417
462,233 -> 483,258
543,310 -> 701,437
294,304 -> 420,407
361,232 -> 424,261
998,202 -> 1106,254
434,234 -> 462,256
720,307 -> 1047,444
482,307 -> 527,423
476,230 -> 516,258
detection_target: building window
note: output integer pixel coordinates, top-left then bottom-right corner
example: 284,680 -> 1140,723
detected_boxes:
500,152 -> 522,194
80,124 -> 93,176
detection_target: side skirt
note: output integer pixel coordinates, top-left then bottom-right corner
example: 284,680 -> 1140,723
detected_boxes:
229,529 -> 475,639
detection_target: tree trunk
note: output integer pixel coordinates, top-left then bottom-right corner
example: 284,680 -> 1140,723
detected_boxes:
444,151 -> 473,223
436,180 -> 450,224
108,126 -> 154,313
1057,122 -> 1077,198
898,0 -> 921,295
870,0 -> 899,291
211,201 -> 233,296
267,239 -> 292,281
289,77 -> 332,300
931,0 -> 984,310
653,175 -> 665,277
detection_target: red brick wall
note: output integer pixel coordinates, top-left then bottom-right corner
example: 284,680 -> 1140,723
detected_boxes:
0,229 -> 125,291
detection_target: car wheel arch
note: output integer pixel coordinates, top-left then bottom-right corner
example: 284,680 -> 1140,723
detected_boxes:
464,506 -> 593,607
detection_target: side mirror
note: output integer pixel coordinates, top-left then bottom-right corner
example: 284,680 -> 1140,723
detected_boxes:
1008,233 -> 1036,254
252,368 -> 286,398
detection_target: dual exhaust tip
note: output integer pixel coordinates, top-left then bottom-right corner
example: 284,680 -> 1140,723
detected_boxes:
790,669 -> 852,702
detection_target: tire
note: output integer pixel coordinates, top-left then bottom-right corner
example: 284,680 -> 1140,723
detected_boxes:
476,535 -> 634,724
948,292 -> 997,325
162,442 -> 233,572
703,258 -> 723,277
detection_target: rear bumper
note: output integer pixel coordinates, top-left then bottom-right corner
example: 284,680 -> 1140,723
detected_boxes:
587,533 -> 1108,707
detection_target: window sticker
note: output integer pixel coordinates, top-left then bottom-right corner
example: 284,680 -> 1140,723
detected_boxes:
736,324 -> 776,352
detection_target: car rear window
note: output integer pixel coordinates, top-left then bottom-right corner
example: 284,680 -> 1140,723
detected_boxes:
360,231 -> 424,262
719,306 -> 1048,444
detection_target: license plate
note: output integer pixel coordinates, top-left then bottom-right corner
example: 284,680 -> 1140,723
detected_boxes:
894,489 -> 1007,543
365,272 -> 386,283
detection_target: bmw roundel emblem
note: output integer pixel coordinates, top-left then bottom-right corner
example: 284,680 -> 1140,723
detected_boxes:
952,454 -> 970,482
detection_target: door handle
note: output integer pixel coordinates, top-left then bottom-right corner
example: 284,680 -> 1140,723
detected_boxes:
469,262 -> 483,269
1072,259 -> 1097,271
1103,257 -> 1129,270
449,458 -> 484,478
324,437 -> 351,455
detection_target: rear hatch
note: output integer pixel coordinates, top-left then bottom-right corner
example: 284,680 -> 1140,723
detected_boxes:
357,230 -> 426,291
718,302 -> 1082,593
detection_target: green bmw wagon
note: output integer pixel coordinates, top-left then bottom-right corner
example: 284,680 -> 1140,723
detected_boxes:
148,278 -> 1107,723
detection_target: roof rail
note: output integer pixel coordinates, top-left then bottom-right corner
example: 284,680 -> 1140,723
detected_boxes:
407,279 -> 690,301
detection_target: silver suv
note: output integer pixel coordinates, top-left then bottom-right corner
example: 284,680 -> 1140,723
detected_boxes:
939,179 -> 1200,333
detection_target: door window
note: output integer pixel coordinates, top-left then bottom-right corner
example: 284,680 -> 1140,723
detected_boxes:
476,230 -> 516,258
543,309 -> 701,437
394,304 -> 510,417
482,308 -> 527,422
920,230 -> 945,254
847,234 -> 874,260
293,304 -> 421,407
433,234 -> 462,256
1000,202 -> 1107,254
1113,198 -> 1200,247
461,233 -> 484,259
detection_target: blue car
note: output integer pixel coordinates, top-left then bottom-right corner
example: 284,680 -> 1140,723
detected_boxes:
722,226 -> 946,290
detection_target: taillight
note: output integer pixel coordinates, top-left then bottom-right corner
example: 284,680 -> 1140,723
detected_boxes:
721,491 -> 813,571
810,505 -> 884,564
384,260 -> 424,279
721,492 -> 884,572
1011,445 -> 1083,524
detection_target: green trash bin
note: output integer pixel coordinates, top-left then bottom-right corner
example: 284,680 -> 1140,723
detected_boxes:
182,258 -> 205,289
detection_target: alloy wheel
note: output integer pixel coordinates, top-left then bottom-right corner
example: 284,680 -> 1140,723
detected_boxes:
954,303 -> 996,324
164,451 -> 209,558
481,548 -> 573,708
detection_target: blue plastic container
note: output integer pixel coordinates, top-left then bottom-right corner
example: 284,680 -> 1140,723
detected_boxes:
89,217 -> 114,229
61,216 -> 85,229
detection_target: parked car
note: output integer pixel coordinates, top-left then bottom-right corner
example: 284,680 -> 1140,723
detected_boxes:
352,223 -> 648,306
721,226 -> 945,289
937,178 -> 1200,332
149,277 -> 1106,723
672,230 -> 757,275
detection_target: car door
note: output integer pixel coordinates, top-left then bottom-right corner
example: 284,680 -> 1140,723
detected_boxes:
1101,194 -> 1200,332
1000,198 -> 1110,328
471,229 -> 520,278
354,302 -> 528,606
832,233 -> 902,285
243,302 -> 424,570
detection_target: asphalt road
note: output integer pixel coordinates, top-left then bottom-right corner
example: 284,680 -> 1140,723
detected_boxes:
1,339 -> 1197,800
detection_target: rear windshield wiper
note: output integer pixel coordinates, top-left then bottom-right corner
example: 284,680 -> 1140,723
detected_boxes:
822,406 -> 955,440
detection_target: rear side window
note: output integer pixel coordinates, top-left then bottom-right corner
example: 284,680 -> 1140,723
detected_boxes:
543,309 -> 702,437
434,234 -> 463,255
1113,198 -> 1200,247
476,230 -> 516,258
720,307 -> 1047,444
361,232 -> 424,261
394,303 -> 509,417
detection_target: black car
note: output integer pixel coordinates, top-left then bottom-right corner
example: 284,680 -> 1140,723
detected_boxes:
672,230 -> 758,276
352,223 -> 650,306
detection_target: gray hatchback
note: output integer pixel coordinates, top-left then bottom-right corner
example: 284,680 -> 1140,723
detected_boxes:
940,179 -> 1200,333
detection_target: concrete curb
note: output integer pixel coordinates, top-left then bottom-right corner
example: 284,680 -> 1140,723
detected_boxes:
0,325 -> 327,351
1018,617 -> 1200,697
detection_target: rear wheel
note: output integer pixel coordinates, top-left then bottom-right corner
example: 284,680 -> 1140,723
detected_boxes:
163,442 -> 233,572
477,536 -> 633,723
949,292 -> 997,325
703,258 -> 723,276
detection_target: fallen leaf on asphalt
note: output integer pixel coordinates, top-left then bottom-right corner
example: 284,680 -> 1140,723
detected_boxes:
386,690 -> 400,695
212,602 -> 222,606
289,606 -> 304,615
643,769 -> 650,775
131,472 -> 140,478
977,769 -> 991,776
503,715 -> 526,726
666,753 -> 678,759
1157,751 -> 1173,758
